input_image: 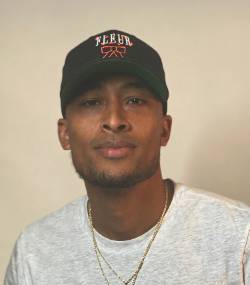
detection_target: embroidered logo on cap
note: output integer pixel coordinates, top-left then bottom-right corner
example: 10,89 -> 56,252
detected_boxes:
95,33 -> 133,58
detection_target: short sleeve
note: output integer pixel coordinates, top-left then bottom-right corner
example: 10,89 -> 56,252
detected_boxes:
4,233 -> 26,285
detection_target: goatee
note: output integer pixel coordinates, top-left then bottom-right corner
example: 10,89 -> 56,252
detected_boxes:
70,152 -> 160,192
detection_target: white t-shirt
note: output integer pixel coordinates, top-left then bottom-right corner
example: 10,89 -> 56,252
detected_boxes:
4,180 -> 250,284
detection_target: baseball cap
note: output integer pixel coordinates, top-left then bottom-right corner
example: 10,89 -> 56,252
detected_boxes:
60,29 -> 169,117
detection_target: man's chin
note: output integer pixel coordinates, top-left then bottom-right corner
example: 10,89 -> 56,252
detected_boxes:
71,153 -> 160,191
76,165 -> 158,191
79,171 -> 142,189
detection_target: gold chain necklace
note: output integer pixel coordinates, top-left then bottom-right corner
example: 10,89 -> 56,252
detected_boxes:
87,190 -> 168,285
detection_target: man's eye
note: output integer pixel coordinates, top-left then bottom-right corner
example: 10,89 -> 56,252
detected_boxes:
80,99 -> 100,107
127,98 -> 145,104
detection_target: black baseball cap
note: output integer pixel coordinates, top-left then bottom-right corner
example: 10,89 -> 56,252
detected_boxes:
60,29 -> 169,117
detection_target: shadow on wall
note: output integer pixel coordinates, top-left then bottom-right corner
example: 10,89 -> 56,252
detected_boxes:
182,112 -> 250,205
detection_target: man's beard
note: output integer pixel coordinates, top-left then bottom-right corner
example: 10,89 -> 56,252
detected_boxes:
70,151 -> 160,191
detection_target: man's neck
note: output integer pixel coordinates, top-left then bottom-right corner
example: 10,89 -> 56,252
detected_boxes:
85,169 -> 171,241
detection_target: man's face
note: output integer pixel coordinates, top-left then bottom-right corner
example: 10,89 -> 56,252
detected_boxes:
58,74 -> 172,190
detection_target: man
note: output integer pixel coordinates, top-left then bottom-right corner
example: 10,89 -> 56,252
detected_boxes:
4,30 -> 250,284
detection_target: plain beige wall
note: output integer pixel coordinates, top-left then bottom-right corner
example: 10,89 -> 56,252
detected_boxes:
1,0 -> 250,281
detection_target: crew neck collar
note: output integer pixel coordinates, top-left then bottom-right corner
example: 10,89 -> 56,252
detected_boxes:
81,179 -> 185,251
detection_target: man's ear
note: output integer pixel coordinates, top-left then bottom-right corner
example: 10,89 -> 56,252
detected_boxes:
57,118 -> 71,150
160,115 -> 172,146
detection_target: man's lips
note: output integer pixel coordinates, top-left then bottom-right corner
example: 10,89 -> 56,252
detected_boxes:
94,141 -> 136,158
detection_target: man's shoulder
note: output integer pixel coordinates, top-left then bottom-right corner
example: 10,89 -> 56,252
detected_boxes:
176,182 -> 250,230
19,195 -> 87,248
181,183 -> 250,210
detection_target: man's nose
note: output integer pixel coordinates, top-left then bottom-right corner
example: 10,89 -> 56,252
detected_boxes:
100,101 -> 130,133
